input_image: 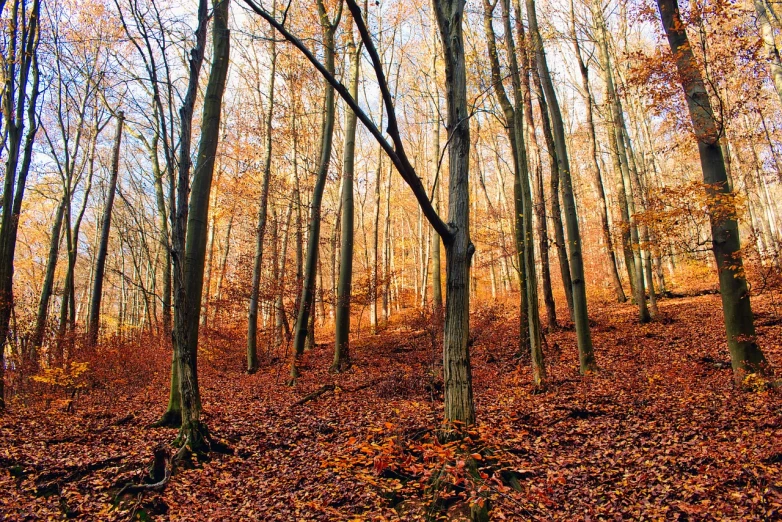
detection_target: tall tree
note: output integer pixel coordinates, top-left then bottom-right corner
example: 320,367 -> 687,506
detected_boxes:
245,0 -> 479,426
290,0 -> 342,381
0,0 -> 41,404
526,0 -> 596,372
172,0 -> 232,451
656,0 -> 769,381
570,0 -> 625,303
333,14 -> 362,372
247,0 -> 278,374
87,111 -> 124,346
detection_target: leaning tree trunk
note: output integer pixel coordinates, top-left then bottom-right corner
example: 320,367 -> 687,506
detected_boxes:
333,25 -> 360,372
247,7 -> 277,374
755,0 -> 782,107
87,112 -> 124,346
31,196 -> 65,354
172,0 -> 231,451
290,2 -> 340,381
657,0 -> 769,381
527,0 -> 595,372
434,0 -> 476,427
570,0 -> 625,303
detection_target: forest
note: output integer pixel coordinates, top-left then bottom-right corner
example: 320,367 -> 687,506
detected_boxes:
0,0 -> 781,519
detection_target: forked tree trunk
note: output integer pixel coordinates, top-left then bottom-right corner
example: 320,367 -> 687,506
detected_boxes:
156,0 -> 210,430
0,0 -> 40,408
657,0 -> 769,381
172,0 -> 231,450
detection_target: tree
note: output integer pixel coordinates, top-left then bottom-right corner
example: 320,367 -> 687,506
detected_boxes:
526,0 -> 596,372
656,0 -> 769,382
0,0 -> 41,406
244,0 -> 478,427
333,13 -> 362,372
247,0 -> 278,374
172,0 -> 232,451
290,0 -> 342,381
87,111 -> 124,346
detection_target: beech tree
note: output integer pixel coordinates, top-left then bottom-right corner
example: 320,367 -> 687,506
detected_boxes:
656,0 -> 769,381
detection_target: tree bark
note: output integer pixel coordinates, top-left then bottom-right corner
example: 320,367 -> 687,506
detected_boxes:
570,0 -> 625,303
334,23 -> 360,372
31,196 -> 65,353
290,0 -> 341,380
88,112 -> 124,346
527,0 -> 596,372
247,3 -> 277,373
657,0 -> 769,381
434,0 -> 476,426
172,0 -> 231,450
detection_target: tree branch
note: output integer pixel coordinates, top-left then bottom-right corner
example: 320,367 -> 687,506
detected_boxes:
241,0 -> 454,243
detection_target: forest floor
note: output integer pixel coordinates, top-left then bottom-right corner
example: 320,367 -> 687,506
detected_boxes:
1,292 -> 781,520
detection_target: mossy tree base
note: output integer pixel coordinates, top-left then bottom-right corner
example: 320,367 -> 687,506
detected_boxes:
151,409 -> 181,429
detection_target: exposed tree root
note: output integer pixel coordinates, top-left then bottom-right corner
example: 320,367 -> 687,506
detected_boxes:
115,445 -> 171,499
36,456 -> 126,496
292,384 -> 335,406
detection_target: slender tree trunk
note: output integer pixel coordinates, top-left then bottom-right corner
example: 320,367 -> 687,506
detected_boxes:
530,59 -> 574,320
0,0 -> 40,408
88,112 -> 124,346
334,26 -> 360,371
31,196 -> 65,353
570,0 -> 625,302
247,8 -> 277,373
527,0 -> 595,372
657,0 -> 769,381
518,18 -> 557,330
291,3 -> 340,380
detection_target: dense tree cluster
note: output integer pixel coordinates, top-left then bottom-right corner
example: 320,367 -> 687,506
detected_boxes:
1,0 -> 780,453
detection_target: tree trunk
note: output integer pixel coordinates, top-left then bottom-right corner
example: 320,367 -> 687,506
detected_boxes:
527,0 -> 595,372
434,0 -> 476,427
290,2 -> 340,381
518,16 -> 557,330
530,59 -> 574,321
88,112 -> 124,346
31,195 -> 65,353
172,0 -> 231,450
247,7 -> 277,374
334,25 -> 360,372
657,0 -> 769,381
0,0 -> 41,405
570,0 -> 625,303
